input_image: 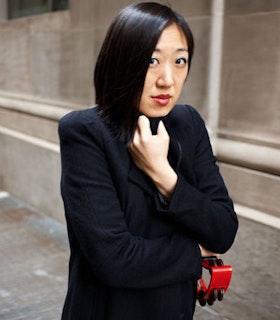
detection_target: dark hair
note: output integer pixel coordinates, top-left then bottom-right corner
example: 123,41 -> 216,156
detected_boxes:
94,2 -> 194,143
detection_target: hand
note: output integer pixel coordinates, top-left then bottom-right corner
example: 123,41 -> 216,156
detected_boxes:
199,244 -> 217,257
129,115 -> 169,173
129,115 -> 177,199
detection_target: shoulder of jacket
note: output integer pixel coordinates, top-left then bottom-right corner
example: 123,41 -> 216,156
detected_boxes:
58,106 -> 118,150
172,104 -> 199,117
59,106 -> 98,127
171,104 -> 205,126
59,106 -> 106,133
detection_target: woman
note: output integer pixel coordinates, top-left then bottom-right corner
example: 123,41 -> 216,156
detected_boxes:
59,2 -> 238,319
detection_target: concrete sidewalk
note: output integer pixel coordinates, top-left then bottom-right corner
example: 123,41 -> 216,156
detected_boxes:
0,191 -> 227,320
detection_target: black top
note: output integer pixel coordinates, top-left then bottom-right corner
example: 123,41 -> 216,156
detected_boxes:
58,104 -> 238,320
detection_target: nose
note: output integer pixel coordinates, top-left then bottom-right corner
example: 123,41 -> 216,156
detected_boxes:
156,64 -> 174,87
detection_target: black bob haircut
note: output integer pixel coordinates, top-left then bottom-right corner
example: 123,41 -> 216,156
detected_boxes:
94,2 -> 194,143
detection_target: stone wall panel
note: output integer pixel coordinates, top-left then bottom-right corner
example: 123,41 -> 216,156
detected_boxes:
220,12 -> 280,146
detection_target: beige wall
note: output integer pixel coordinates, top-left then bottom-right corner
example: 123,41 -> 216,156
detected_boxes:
217,0 -> 280,217
0,1 -> 279,318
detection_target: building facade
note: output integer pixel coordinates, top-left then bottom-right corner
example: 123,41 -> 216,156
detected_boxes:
0,1 -> 279,319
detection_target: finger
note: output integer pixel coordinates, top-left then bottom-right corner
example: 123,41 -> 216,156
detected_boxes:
137,115 -> 152,139
130,126 -> 140,147
157,120 -> 169,139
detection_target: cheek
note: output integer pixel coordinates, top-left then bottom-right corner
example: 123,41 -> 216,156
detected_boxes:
142,69 -> 156,90
140,87 -> 149,106
139,89 -> 149,113
176,73 -> 188,90
142,76 -> 153,91
141,78 -> 153,103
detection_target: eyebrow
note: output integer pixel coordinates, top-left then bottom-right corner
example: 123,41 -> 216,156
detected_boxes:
154,48 -> 189,53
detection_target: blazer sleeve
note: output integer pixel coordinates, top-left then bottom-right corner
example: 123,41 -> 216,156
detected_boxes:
58,110 -> 202,289
155,107 -> 238,254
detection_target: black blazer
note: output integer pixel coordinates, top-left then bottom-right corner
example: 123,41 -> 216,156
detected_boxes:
58,104 -> 238,320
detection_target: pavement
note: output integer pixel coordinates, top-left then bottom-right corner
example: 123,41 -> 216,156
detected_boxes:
0,191 -> 228,320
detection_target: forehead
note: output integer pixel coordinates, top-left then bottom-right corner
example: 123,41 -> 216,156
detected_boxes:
155,24 -> 188,50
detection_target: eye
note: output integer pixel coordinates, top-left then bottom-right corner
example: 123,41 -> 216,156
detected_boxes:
150,57 -> 159,66
176,57 -> 188,65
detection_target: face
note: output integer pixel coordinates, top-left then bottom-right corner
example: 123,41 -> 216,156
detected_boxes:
139,23 -> 189,118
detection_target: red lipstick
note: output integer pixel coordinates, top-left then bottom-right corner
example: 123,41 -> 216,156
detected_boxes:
152,94 -> 171,106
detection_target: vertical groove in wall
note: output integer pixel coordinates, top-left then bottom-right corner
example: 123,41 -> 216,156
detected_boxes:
207,0 -> 224,146
0,0 -> 8,20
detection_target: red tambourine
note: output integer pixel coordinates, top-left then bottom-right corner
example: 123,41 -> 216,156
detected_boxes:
197,256 -> 232,306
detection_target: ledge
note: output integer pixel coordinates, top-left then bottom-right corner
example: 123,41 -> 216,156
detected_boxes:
0,92 -> 81,120
216,137 -> 280,176
0,125 -> 59,153
235,203 -> 280,230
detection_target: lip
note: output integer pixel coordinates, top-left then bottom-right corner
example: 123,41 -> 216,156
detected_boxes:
152,94 -> 172,106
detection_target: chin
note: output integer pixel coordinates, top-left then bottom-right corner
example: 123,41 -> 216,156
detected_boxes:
141,106 -> 174,118
153,107 -> 174,118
